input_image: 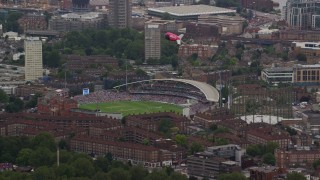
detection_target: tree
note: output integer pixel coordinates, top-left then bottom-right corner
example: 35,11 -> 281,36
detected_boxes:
33,166 -> 56,180
215,138 -> 229,146
32,132 -> 56,152
175,134 -> 187,147
285,172 -> 307,180
55,164 -> 76,178
107,168 -> 131,180
93,172 -> 109,180
297,53 -> 307,61
145,169 -> 169,180
158,119 -> 173,136
30,147 -> 54,167
262,153 -> 276,165
217,172 -> 246,180
189,142 -> 204,155
313,159 -> 320,169
162,12 -> 173,20
16,148 -> 33,166
130,165 -> 148,180
266,142 -> 279,154
5,97 -> 24,113
71,157 -> 95,177
0,89 -> 9,103
94,156 -> 110,173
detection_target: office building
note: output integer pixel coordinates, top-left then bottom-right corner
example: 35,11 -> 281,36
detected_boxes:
145,22 -> 161,61
293,64 -> 320,85
108,0 -> 132,29
24,40 -> 43,81
261,67 -> 294,84
283,0 -> 320,30
187,145 -> 242,179
293,41 -> 320,58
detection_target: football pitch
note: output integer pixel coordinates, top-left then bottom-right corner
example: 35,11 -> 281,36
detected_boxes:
79,101 -> 183,116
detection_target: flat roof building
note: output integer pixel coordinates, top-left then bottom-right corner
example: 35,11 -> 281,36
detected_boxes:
261,67 -> 293,84
24,40 -> 43,81
145,22 -> 161,62
147,5 -> 236,20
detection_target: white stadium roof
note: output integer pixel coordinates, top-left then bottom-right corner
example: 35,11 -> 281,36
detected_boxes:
148,5 -> 236,17
113,78 -> 220,102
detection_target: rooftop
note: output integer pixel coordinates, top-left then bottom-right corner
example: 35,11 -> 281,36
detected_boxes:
148,5 -> 236,17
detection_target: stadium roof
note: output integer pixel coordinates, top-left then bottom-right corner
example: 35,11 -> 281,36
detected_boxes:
147,5 -> 236,17
113,78 -> 219,102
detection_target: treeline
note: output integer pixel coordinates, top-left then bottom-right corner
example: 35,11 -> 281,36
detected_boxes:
0,89 -> 40,113
44,28 -> 178,68
0,132 -> 189,180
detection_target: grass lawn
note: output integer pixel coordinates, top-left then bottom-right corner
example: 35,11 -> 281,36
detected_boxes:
79,101 -> 183,116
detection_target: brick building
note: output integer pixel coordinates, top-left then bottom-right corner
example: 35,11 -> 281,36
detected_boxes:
18,14 -> 47,32
71,135 -> 161,167
66,55 -> 118,71
247,127 -> 291,148
275,149 -> 320,168
185,22 -> 221,43
279,30 -> 320,41
37,90 -> 78,116
240,0 -> 273,12
126,112 -> 189,133
249,166 -> 284,180
178,44 -> 216,60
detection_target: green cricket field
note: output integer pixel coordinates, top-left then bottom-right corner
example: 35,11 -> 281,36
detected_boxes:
79,101 -> 183,116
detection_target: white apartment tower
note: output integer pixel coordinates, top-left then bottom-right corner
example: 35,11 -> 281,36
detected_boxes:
283,0 -> 320,29
109,0 -> 132,28
24,40 -> 43,81
145,22 -> 161,62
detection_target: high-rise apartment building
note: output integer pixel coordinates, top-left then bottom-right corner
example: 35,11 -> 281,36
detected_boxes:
145,22 -> 161,62
283,0 -> 320,30
25,40 -> 43,81
108,0 -> 132,29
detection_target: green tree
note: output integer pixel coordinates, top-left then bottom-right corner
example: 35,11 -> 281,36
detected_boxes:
0,89 -> 9,103
168,172 -> 188,180
55,164 -> 76,178
297,53 -> 307,61
71,157 -> 95,177
93,172 -> 109,180
159,119 -> 173,136
30,147 -> 54,167
217,172 -> 246,180
43,50 -> 61,68
130,165 -> 148,180
32,132 -> 56,152
285,172 -> 307,180
175,134 -> 187,147
107,168 -> 131,180
313,159 -> 320,169
162,12 -> 173,20
16,148 -> 33,166
215,138 -> 229,146
266,142 -> 279,154
262,153 -> 276,165
145,169 -> 169,180
33,166 -> 56,180
94,156 -> 110,173
189,142 -> 204,155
